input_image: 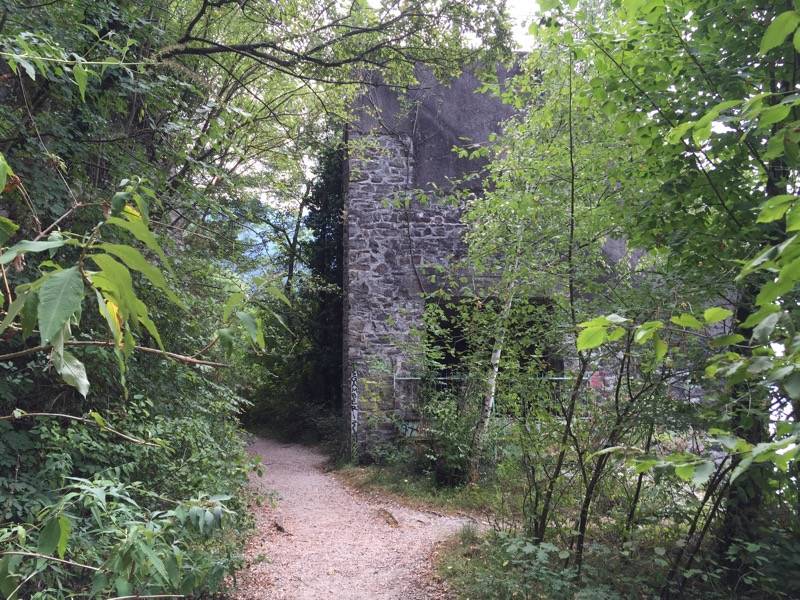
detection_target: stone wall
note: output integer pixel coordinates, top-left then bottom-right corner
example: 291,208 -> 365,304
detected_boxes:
342,67 -> 517,458
343,133 -> 467,455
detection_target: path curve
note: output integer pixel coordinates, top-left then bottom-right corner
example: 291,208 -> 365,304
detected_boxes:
233,437 -> 469,599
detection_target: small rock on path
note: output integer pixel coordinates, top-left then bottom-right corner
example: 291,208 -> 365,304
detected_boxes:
233,437 -> 469,599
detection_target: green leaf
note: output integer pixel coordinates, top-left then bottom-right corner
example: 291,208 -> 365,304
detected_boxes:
710,333 -> 745,348
654,336 -> 667,362
760,10 -> 800,54
20,290 -> 38,339
57,515 -> 71,559
759,104 -> 791,127
741,303 -> 780,328
38,517 -> 60,555
0,555 -> 20,599
665,121 -> 693,145
223,292 -> 245,322
0,152 -> 13,193
674,463 -> 695,481
670,313 -> 703,330
137,542 -> 169,583
110,191 -> 130,217
787,205 -> 800,231
217,327 -> 235,355
165,554 -> 180,587
703,307 -> 733,324
90,253 -> 139,322
752,311 -> 781,344
577,326 -> 606,350
73,62 -> 88,102
98,244 -> 183,307
607,326 -> 626,342
0,216 -> 19,246
37,267 -> 84,345
265,285 -> 291,306
0,291 -> 28,336
137,312 -> 164,351
236,311 -> 265,350
757,194 -> 795,223
784,372 -> 800,399
53,348 -> 90,397
0,239 -> 65,265
106,216 -> 170,270
578,316 -> 610,328
634,320 -> 664,344
691,461 -> 715,486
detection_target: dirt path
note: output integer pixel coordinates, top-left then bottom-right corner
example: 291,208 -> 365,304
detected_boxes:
233,437 -> 470,599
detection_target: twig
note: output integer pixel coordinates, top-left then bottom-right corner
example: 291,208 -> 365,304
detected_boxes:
0,340 -> 229,367
191,335 -> 219,358
6,570 -> 37,600
107,596 -> 185,600
0,411 -> 160,446
0,551 -> 100,571
0,262 -> 11,306
33,202 -> 102,242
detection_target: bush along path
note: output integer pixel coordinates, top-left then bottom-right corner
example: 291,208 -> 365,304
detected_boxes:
234,437 -> 473,599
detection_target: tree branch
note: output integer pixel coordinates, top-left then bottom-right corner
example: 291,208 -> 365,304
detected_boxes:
0,340 -> 229,367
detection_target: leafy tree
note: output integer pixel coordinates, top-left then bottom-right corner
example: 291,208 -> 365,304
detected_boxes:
0,0 -> 510,596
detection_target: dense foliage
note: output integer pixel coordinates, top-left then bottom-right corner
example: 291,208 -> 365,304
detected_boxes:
376,1 -> 800,598
0,0 -> 508,597
4,0 -> 798,597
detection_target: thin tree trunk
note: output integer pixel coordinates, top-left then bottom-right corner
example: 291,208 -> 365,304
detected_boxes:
626,423 -> 654,532
467,246 -> 521,482
467,324 -> 506,482
284,184 -> 310,295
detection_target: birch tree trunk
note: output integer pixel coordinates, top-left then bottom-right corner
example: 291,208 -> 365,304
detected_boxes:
467,236 -> 521,483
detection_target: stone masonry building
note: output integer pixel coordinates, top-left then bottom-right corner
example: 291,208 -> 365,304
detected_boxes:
343,67 -> 515,456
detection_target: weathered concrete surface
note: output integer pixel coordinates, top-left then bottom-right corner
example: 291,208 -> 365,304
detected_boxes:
343,67 -> 515,455
352,66 -> 517,192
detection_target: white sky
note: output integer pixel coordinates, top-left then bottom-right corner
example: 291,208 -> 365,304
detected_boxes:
507,0 -> 539,50
364,0 -> 539,49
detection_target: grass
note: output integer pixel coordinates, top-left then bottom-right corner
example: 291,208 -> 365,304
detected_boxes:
436,526 -> 496,599
334,463 -> 498,515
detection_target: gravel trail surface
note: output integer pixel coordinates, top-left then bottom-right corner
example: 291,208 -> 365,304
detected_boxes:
233,437 -> 468,600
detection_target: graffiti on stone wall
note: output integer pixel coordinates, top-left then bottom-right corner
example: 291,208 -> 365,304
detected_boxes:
350,365 -> 359,456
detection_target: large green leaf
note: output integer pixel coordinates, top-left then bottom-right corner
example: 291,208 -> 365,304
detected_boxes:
236,311 -> 265,350
137,310 -> 164,351
760,10 -> 800,54
670,313 -> 703,330
223,291 -> 245,322
577,326 -> 606,351
106,216 -> 170,270
37,267 -> 84,344
57,515 -> 71,559
703,307 -> 733,324
0,555 -> 21,600
98,243 -> 183,307
20,290 -> 38,339
73,62 -> 88,101
90,253 -> 139,322
0,239 -> 65,265
53,348 -> 90,397
38,517 -> 60,555
0,152 -> 13,194
0,291 -> 28,336
0,215 -> 19,246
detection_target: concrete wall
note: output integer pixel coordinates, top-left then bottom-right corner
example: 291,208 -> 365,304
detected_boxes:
343,67 -> 515,457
